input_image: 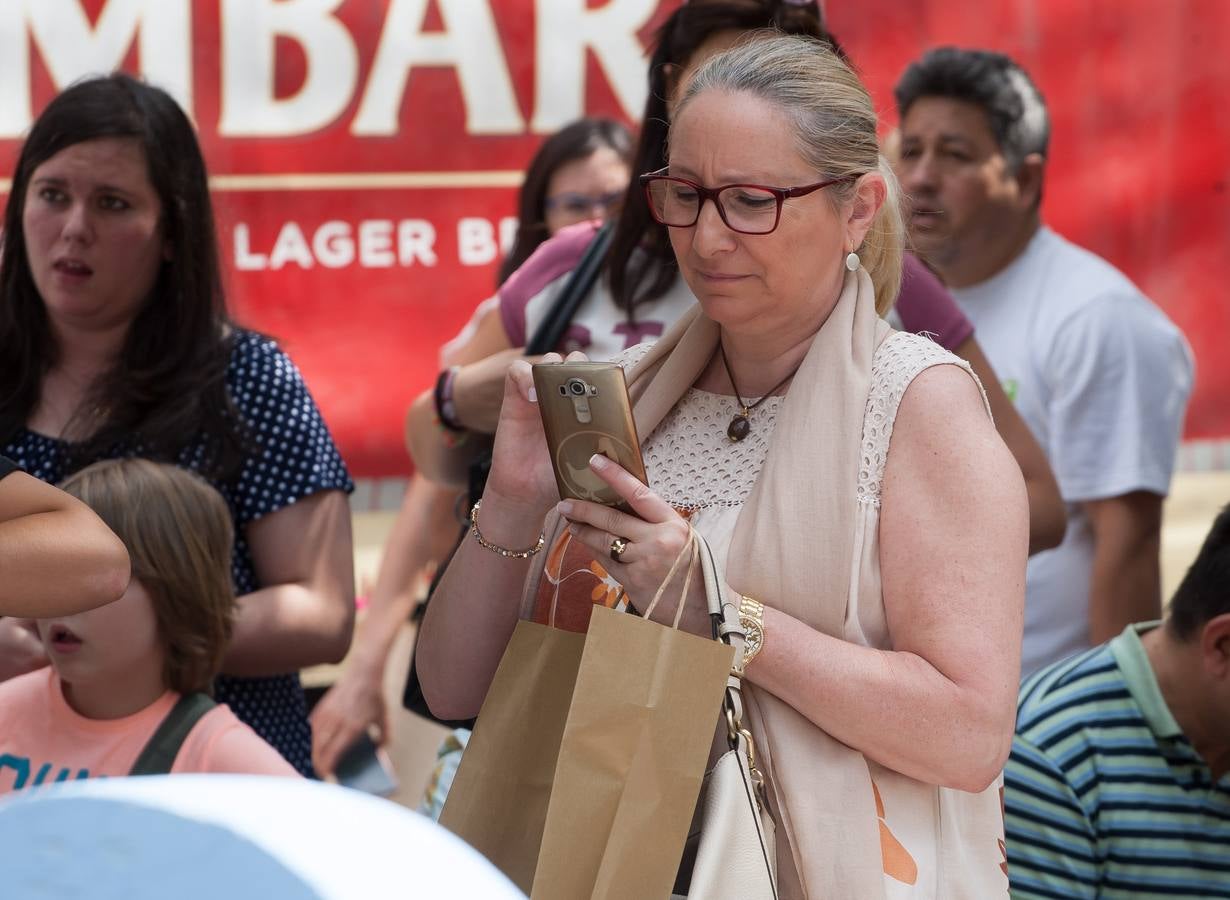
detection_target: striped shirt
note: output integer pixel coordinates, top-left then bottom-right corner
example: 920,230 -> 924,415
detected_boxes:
1005,623 -> 1230,898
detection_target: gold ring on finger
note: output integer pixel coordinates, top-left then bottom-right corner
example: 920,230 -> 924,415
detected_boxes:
609,536 -> 629,563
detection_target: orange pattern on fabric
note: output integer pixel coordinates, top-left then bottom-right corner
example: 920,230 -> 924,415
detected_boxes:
531,509 -> 696,634
531,529 -> 629,633
872,780 -> 919,885
588,560 -> 624,607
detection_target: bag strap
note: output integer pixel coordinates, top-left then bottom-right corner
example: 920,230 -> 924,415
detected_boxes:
694,531 -> 778,894
129,692 -> 217,776
525,222 -> 614,355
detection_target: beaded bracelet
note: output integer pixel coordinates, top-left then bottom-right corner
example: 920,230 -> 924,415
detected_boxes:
470,500 -> 545,559
434,366 -> 465,433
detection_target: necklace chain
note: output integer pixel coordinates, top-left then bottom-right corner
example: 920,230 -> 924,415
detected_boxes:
718,343 -> 799,442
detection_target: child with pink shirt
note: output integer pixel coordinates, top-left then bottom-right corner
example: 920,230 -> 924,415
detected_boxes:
0,459 -> 298,791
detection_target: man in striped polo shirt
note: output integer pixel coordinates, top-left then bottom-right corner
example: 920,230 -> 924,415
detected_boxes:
1005,507 -> 1230,898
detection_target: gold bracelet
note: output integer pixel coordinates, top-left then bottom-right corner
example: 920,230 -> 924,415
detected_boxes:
737,595 -> 766,672
469,500 -> 545,559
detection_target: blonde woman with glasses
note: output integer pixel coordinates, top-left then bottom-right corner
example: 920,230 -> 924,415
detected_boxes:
419,35 -> 1026,898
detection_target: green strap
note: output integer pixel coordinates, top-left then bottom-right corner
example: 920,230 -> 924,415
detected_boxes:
129,692 -> 217,776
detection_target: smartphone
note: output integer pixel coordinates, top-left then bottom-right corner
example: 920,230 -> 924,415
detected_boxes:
532,361 -> 648,513
334,731 -> 399,797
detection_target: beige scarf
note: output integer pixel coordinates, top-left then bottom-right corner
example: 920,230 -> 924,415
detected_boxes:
621,269 -> 1004,897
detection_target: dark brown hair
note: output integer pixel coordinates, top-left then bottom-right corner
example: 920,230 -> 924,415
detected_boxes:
498,118 -> 633,286
0,73 -> 249,479
59,459 -> 235,695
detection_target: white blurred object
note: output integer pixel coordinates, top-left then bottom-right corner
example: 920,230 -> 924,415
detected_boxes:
0,775 -> 524,900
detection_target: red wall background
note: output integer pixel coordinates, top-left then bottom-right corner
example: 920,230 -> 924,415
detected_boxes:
1,1 -> 1226,477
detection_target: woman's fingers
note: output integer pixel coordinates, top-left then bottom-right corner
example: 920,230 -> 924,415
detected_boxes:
310,713 -> 356,777
586,453 -> 677,523
557,496 -> 652,544
506,358 -> 537,403
566,521 -> 635,568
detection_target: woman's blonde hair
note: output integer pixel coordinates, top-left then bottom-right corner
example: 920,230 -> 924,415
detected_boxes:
58,459 -> 235,695
676,33 -> 904,314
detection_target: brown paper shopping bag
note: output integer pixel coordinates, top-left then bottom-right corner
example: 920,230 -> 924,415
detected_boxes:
438,619 -> 585,892
532,603 -> 734,900
441,532 -> 733,899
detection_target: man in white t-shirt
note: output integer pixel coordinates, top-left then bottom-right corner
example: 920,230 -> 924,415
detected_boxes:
893,48 -> 1194,676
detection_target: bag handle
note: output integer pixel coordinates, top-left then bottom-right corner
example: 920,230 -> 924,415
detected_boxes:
693,533 -> 770,782
642,528 -> 699,630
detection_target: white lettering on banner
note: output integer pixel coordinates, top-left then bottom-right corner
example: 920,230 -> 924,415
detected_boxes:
499,217 -> 518,255
359,220 -> 395,268
233,224 -> 268,271
0,0 -> 191,138
457,217 -> 519,265
531,0 -> 654,132
230,218 -> 525,270
398,221 -> 438,266
314,221 -> 356,268
0,0 -> 650,138
268,222 -> 315,270
219,0 -> 359,137
459,218 -> 499,266
352,0 -> 522,136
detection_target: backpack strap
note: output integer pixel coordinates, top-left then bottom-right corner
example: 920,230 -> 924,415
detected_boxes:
129,692 -> 217,776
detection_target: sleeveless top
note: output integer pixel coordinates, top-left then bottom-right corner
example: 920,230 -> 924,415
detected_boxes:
526,329 -> 1007,898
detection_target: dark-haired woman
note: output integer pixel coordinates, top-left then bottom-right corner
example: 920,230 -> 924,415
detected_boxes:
0,73 -> 355,776
309,117 -> 633,778
404,1 -> 1064,558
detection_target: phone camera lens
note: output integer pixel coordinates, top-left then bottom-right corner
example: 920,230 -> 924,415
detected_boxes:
568,380 -> 586,396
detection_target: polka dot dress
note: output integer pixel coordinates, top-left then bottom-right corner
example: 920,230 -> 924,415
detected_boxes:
4,331 -> 354,777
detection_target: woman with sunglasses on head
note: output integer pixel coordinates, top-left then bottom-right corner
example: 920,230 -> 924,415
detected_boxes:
420,35 -> 1026,897
309,118 -> 634,779
407,0 -> 1063,556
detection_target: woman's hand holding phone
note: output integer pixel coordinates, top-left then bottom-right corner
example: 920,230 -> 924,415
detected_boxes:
479,352 -> 580,546
556,455 -> 710,637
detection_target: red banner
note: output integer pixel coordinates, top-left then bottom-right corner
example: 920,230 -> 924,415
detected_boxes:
2,1 -> 1226,476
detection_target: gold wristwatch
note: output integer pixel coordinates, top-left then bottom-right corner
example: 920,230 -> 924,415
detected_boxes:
736,595 -> 765,674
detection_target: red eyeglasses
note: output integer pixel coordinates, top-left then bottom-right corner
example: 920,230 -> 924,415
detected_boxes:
640,169 -> 854,235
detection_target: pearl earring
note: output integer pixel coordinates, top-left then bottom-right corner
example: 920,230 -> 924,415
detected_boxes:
844,251 -> 860,272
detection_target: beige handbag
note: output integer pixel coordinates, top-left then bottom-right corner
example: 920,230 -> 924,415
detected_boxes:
675,533 -> 778,899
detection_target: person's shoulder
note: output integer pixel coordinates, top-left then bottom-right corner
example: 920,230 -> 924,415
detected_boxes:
1034,228 -> 1168,321
179,703 -> 300,777
874,332 -> 983,418
226,329 -> 296,378
875,330 -> 962,369
1015,643 -> 1130,744
225,328 -> 315,410
501,223 -> 600,301
609,341 -> 655,372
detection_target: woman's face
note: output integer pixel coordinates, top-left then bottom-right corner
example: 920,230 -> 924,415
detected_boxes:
543,145 -> 631,235
22,137 -> 168,333
665,89 -> 856,339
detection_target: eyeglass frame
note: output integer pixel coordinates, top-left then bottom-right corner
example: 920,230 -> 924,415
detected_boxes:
639,168 -> 857,235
